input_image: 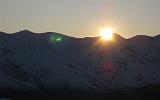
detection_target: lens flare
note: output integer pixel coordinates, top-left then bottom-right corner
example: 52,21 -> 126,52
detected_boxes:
100,60 -> 116,80
55,37 -> 62,42
50,36 -> 62,43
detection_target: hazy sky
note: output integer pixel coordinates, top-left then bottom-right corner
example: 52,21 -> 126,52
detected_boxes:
0,0 -> 160,38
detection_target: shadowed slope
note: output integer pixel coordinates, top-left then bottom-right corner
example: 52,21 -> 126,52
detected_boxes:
0,30 -> 160,99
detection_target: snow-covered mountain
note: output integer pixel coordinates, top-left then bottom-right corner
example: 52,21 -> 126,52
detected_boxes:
0,30 -> 160,91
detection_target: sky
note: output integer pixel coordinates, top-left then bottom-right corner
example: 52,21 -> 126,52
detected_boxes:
0,0 -> 160,38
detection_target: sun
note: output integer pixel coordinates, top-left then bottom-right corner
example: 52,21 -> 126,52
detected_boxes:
100,28 -> 113,41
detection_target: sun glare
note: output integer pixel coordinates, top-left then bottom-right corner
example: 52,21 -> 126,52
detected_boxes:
100,28 -> 113,41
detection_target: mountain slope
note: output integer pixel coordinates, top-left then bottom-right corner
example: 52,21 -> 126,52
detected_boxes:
0,31 -> 160,91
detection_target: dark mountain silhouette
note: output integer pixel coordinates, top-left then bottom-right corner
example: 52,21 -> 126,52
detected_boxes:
0,30 -> 160,99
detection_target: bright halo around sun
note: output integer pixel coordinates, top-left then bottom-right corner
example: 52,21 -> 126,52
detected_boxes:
100,28 -> 113,41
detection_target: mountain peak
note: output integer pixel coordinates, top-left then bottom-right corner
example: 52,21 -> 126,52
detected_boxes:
12,30 -> 36,38
0,31 -> 10,37
112,33 -> 125,39
0,31 -> 7,34
111,33 -> 126,43
129,35 -> 152,41
17,30 -> 33,33
15,30 -> 34,35
154,34 -> 160,39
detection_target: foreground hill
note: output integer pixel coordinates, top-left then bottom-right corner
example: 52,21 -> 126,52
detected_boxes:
0,30 -> 160,99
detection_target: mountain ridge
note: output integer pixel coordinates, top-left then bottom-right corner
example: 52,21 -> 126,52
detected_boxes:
0,30 -> 159,40
0,30 -> 160,92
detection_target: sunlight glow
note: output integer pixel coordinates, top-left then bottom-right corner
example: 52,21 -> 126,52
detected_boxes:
100,28 -> 113,41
